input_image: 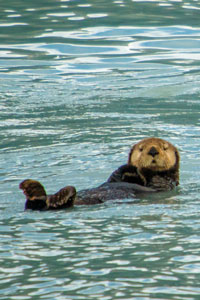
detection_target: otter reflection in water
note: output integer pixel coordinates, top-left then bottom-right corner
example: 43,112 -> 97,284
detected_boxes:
19,137 -> 180,210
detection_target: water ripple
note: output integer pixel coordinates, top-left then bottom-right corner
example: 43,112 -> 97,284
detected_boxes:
1,0 -> 200,299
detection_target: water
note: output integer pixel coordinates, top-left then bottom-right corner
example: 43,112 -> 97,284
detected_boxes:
1,0 -> 200,299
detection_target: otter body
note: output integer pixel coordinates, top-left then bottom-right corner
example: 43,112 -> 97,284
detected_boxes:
75,181 -> 155,205
19,137 -> 180,210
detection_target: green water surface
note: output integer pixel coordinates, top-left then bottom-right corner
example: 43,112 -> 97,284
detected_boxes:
1,0 -> 200,299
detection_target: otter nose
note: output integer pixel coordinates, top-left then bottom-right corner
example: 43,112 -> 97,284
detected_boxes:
148,146 -> 159,157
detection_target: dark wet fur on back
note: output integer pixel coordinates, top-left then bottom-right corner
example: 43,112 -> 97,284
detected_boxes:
75,182 -> 155,205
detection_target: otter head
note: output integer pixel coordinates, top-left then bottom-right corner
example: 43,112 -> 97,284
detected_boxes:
128,137 -> 180,185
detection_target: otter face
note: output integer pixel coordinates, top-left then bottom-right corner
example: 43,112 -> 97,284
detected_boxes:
128,137 -> 179,172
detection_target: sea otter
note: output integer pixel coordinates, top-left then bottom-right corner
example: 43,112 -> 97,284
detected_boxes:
19,137 -> 180,210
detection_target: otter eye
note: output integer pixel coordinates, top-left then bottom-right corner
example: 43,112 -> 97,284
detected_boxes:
163,143 -> 168,151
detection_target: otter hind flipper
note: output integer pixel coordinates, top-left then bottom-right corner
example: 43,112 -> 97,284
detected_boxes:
19,179 -> 47,201
19,179 -> 76,210
46,186 -> 76,209
19,179 -> 47,210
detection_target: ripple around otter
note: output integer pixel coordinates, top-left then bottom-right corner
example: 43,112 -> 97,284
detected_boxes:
1,0 -> 200,299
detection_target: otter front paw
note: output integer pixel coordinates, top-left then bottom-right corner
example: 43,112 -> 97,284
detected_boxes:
122,166 -> 145,185
107,164 -> 144,185
147,176 -> 175,191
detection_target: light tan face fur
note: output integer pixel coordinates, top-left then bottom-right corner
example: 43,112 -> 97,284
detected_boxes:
128,138 -> 179,172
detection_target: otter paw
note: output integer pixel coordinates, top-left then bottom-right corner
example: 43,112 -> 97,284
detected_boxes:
46,186 -> 76,209
19,179 -> 47,201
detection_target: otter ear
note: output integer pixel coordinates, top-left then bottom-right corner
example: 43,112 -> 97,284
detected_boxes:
174,148 -> 180,167
172,147 -> 180,186
128,145 -> 136,164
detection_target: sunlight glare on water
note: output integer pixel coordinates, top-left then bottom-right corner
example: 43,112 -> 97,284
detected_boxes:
1,0 -> 200,299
